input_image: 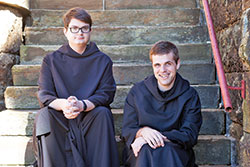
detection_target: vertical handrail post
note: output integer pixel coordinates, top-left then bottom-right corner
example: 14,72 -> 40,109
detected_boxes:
202,0 -> 233,112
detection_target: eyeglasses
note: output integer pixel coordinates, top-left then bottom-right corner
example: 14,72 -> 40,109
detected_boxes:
69,26 -> 90,33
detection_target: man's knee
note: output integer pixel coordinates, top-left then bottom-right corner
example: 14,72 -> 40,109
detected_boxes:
93,106 -> 112,118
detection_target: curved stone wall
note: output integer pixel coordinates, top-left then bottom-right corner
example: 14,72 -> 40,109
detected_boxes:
0,1 -> 29,110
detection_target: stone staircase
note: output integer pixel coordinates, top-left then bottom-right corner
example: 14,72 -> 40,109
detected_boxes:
0,0 -> 233,166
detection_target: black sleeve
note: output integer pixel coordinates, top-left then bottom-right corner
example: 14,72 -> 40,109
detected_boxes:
37,56 -> 57,107
162,90 -> 202,149
121,87 -> 140,148
88,61 -> 116,107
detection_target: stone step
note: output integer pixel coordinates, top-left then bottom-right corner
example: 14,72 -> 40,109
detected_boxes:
20,43 -> 212,64
0,136 -> 35,166
30,8 -> 201,27
0,135 -> 232,166
12,63 -> 215,86
30,0 -> 103,10
24,26 -> 208,45
4,85 -> 219,110
105,0 -> 197,10
0,109 -> 225,136
114,109 -> 226,136
30,0 -> 197,10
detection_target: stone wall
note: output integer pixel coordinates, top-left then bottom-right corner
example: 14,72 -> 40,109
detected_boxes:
208,0 -> 250,166
0,1 -> 30,110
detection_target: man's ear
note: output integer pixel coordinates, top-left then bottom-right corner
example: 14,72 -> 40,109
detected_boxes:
177,59 -> 181,70
63,27 -> 67,36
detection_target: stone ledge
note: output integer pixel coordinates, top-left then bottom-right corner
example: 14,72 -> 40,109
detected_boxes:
0,1 -> 30,17
4,85 -> 220,109
29,8 -> 200,27
20,43 -> 212,65
12,63 -> 215,86
24,26 -> 209,45
0,109 -> 225,136
0,135 -> 232,165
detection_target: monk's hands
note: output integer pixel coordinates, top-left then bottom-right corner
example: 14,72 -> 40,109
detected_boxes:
62,96 -> 83,119
131,137 -> 147,157
138,127 -> 167,149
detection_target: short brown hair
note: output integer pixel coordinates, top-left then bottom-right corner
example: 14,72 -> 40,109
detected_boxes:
63,7 -> 92,29
149,41 -> 179,63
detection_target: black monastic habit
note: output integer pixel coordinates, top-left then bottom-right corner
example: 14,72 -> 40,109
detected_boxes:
33,42 -> 120,167
122,73 -> 202,167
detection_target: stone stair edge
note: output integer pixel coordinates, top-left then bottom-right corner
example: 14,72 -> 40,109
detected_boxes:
0,108 -> 226,114
5,84 -> 220,89
12,62 -> 215,67
20,43 -> 212,47
0,134 -> 232,165
29,0 -> 198,10
24,25 -> 209,45
29,7 -> 202,12
19,43 -> 212,65
25,25 -> 204,29
0,108 -> 226,137
4,85 -> 220,109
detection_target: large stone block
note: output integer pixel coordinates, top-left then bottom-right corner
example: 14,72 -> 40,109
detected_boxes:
0,136 -> 35,165
225,73 -> 243,125
20,44 -> 212,65
209,0 -> 242,32
230,122 -> 243,141
194,135 -> 231,165
30,8 -> 200,27
4,86 -> 39,109
239,8 -> 250,71
20,45 -> 59,64
240,132 -> 250,167
105,0 -> 196,9
29,0 -> 103,10
0,53 -> 16,82
0,53 -> 17,110
0,0 -> 29,9
243,72 -> 250,133
0,110 -> 36,136
217,23 -> 243,73
24,26 -> 208,45
0,6 -> 23,53
200,109 -> 225,135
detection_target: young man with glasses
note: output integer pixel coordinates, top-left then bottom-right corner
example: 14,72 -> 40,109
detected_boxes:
33,7 -> 119,167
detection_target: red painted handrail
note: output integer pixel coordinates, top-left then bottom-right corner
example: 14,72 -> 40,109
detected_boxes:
228,80 -> 246,99
202,0 -> 232,112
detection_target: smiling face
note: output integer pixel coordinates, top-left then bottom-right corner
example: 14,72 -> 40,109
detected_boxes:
152,52 -> 180,91
64,18 -> 91,48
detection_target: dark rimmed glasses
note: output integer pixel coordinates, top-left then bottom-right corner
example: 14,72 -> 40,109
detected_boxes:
69,26 -> 90,33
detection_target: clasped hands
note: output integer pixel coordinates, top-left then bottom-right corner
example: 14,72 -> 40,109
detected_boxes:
131,127 -> 169,157
62,96 -> 84,119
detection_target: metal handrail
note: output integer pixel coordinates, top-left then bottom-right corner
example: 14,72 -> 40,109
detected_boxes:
202,0 -> 233,112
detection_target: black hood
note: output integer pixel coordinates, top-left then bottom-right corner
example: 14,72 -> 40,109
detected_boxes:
144,73 -> 190,102
57,42 -> 99,58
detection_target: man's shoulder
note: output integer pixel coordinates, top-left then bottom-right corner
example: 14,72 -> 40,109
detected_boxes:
42,49 -> 60,63
98,51 -> 112,63
180,86 -> 200,101
129,76 -> 153,94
